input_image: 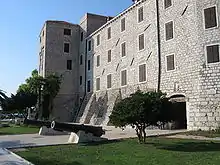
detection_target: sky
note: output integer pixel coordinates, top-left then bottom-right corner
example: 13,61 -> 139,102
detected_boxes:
0,0 -> 132,96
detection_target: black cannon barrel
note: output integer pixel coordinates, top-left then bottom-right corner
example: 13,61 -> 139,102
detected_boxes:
51,121 -> 105,137
24,119 -> 51,128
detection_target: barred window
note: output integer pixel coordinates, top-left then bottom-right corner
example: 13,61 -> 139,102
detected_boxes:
138,7 -> 144,23
139,64 -> 146,82
107,27 -> 111,39
165,21 -> 174,41
121,70 -> 127,86
121,42 -> 126,57
121,18 -> 126,32
166,54 -> 175,71
204,6 -> 218,29
164,0 -> 172,9
139,34 -> 145,50
64,29 -> 71,36
107,74 -> 112,89
108,50 -> 111,62
97,34 -> 100,46
87,80 -> 91,92
64,43 -> 70,53
96,78 -> 100,91
97,55 -> 100,67
67,60 -> 72,70
206,45 -> 219,63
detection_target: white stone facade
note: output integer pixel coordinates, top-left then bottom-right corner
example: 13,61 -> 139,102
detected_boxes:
39,0 -> 220,130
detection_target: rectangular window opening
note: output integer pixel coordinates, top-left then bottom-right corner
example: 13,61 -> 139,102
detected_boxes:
165,21 -> 174,41
166,54 -> 175,71
138,7 -> 144,23
121,70 -> 127,86
64,29 -> 71,36
204,6 -> 218,29
139,64 -> 146,82
207,44 -> 219,64
64,43 -> 70,53
67,60 -> 72,70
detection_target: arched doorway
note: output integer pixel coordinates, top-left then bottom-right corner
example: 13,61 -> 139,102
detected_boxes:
169,94 -> 187,129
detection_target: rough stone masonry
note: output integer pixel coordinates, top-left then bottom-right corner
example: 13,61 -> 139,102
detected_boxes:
39,0 -> 220,131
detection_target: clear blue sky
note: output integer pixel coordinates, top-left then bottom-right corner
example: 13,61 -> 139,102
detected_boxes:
0,0 -> 132,95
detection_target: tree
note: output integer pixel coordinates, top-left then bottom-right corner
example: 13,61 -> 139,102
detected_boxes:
0,90 -> 8,109
2,69 -> 61,120
109,90 -> 172,143
41,74 -> 61,119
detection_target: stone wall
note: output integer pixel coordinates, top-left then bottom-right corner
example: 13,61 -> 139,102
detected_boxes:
77,0 -> 220,130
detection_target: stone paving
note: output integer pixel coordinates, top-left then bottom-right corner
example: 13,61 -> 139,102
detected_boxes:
0,127 -> 187,165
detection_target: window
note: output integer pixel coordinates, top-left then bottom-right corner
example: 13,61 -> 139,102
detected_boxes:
96,78 -> 100,91
107,27 -> 111,39
67,60 -> 72,70
121,42 -> 126,57
64,29 -> 71,35
87,80 -> 91,92
206,44 -> 219,64
97,34 -> 100,46
108,50 -> 111,62
97,55 -> 100,67
164,0 -> 172,9
80,55 -> 83,65
88,40 -> 91,51
88,60 -> 91,71
80,32 -> 84,41
80,76 -> 82,85
139,34 -> 145,50
121,70 -> 127,86
165,21 -> 174,41
204,6 -> 218,29
107,74 -> 112,89
64,43 -> 70,53
121,18 -> 126,32
139,64 -> 146,82
166,54 -> 175,71
42,30 -> 44,37
138,7 -> 144,23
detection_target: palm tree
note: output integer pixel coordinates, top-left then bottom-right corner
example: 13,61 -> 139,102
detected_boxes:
0,90 -> 8,110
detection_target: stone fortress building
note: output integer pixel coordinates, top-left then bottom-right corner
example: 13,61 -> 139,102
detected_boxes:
39,0 -> 220,130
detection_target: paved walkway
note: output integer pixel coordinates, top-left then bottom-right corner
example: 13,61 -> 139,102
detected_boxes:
0,127 -> 187,165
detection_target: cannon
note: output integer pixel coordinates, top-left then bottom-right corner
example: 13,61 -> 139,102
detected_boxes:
51,121 -> 105,137
24,119 -> 51,128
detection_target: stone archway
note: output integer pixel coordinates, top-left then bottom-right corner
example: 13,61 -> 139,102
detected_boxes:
169,94 -> 187,129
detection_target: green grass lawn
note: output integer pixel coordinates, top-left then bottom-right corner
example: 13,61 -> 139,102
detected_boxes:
17,138 -> 220,165
0,124 -> 39,135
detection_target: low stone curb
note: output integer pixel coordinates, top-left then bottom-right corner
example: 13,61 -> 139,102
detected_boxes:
3,148 -> 35,165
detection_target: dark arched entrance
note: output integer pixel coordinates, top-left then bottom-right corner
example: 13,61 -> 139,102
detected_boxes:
169,94 -> 187,129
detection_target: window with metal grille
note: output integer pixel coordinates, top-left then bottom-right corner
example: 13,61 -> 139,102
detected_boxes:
64,29 -> 71,35
138,7 -> 144,23
88,40 -> 91,51
121,70 -> 127,86
107,74 -> 112,89
87,80 -> 91,92
97,55 -> 100,67
139,34 -> 145,50
96,78 -> 100,91
97,34 -> 100,46
204,6 -> 218,29
80,76 -> 82,85
107,27 -> 111,39
121,42 -> 126,57
166,54 -> 175,71
67,60 -> 72,70
64,43 -> 70,53
88,60 -> 91,71
206,44 -> 219,64
164,0 -> 172,9
165,21 -> 174,41
121,18 -> 126,32
139,64 -> 146,82
80,32 -> 83,41
108,50 -> 111,62
80,55 -> 83,65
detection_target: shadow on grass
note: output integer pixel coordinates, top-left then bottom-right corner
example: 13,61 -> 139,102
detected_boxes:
150,141 -> 220,152
81,139 -> 122,146
22,157 -> 83,165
